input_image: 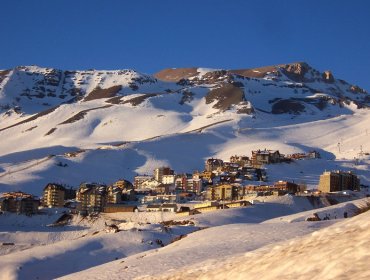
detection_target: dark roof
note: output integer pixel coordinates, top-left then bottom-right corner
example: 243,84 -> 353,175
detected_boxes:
147,204 -> 161,208
43,183 -> 66,191
161,203 -> 177,208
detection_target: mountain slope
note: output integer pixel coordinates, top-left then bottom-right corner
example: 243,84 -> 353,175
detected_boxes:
0,62 -> 369,194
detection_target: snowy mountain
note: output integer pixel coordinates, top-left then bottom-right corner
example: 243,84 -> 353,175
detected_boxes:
0,62 -> 369,194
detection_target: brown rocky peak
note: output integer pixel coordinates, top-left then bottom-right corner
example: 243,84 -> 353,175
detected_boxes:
322,70 -> 334,83
279,62 -> 311,82
154,67 -> 199,82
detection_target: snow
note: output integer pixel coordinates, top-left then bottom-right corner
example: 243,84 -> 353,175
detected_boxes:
150,208 -> 370,280
0,64 -> 369,279
57,198 -> 370,280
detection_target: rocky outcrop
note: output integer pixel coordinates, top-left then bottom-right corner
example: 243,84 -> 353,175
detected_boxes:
322,71 -> 334,83
84,85 -> 122,101
271,99 -> 306,114
280,62 -> 310,82
154,68 -> 199,82
350,85 -> 367,94
205,83 -> 246,111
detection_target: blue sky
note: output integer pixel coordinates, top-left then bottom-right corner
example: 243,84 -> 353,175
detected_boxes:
1,0 -> 369,90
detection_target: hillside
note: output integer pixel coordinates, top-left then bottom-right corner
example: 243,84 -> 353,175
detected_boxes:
0,62 -> 369,194
56,197 -> 370,280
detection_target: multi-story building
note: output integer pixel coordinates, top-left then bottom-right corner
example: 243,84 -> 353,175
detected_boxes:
106,185 -> 122,204
154,167 -> 174,183
43,183 -> 66,208
205,158 -> 224,172
76,183 -> 107,215
274,181 -> 299,194
134,175 -> 153,189
206,184 -> 239,201
251,149 -> 282,167
0,192 -> 39,215
230,155 -> 250,166
318,171 -> 360,193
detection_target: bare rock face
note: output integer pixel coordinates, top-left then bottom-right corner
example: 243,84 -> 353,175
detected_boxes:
271,99 -> 305,114
154,68 -> 199,82
280,62 -> 310,82
350,85 -> 367,94
322,71 -> 334,83
205,83 -> 246,111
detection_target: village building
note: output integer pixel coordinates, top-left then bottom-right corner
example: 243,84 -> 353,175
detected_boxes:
106,185 -> 122,204
175,174 -> 203,194
76,183 -> 107,215
134,175 -> 153,189
160,203 -> 177,212
274,181 -> 299,194
205,158 -> 224,172
318,171 -> 360,193
199,171 -> 215,183
154,167 -> 174,183
113,179 -> 134,190
122,189 -> 136,201
251,149 -> 285,167
206,184 -> 239,201
230,155 -> 251,166
42,183 -> 66,208
287,151 -> 321,160
103,204 -> 138,213
193,201 -> 219,209
0,192 -> 39,215
140,179 -> 163,191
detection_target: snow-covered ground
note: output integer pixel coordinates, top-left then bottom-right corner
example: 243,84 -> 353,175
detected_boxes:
55,197 -> 370,280
1,196 -> 368,280
149,206 -> 370,280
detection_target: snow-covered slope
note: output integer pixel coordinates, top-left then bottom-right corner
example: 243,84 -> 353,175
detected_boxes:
0,62 -> 369,194
56,198 -> 369,280
150,208 -> 370,280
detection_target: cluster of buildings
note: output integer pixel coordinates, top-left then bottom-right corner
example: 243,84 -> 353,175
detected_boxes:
0,149 -> 362,217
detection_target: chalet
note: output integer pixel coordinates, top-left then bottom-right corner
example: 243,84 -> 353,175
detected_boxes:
76,183 -> 107,215
205,158 -> 224,172
251,149 -> 284,167
0,192 -> 39,215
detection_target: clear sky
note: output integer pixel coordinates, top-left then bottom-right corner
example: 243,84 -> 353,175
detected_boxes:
1,0 -> 369,90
